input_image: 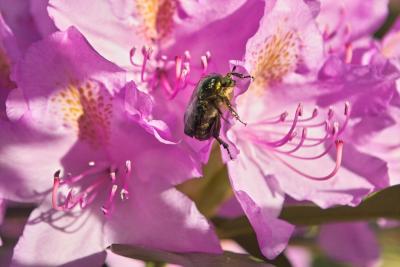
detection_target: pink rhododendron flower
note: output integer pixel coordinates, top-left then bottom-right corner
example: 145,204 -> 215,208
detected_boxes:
0,0 -> 56,52
47,0 -> 265,163
220,0 -> 396,259
0,27 -> 221,266
344,18 -> 400,185
315,0 -> 388,59
0,0 -> 399,265
48,0 -> 248,68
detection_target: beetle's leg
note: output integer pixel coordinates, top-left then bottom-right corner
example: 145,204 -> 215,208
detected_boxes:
212,103 -> 230,124
222,97 -> 247,126
214,136 -> 233,160
210,115 -> 233,160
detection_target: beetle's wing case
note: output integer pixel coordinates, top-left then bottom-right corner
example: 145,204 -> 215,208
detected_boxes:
183,74 -> 222,138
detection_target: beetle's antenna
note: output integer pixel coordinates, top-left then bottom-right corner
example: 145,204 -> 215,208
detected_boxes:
231,72 -> 254,80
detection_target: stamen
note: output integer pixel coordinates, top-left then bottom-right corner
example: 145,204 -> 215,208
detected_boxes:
345,42 -> 353,64
275,140 -> 344,181
280,128 -> 307,154
120,160 -> 131,201
175,56 -> 182,79
52,158 -> 135,215
109,166 -> 117,183
141,46 -> 153,82
52,170 -> 65,211
327,106 -> 334,120
264,104 -> 302,147
201,55 -> 208,74
184,50 -> 191,60
240,102 -> 349,182
129,47 -> 141,67
101,184 -> 118,215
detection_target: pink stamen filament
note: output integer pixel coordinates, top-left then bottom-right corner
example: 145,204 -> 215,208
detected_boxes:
52,160 -> 134,215
261,104 -> 303,147
101,184 -> 118,215
120,160 -> 131,201
274,140 -> 344,181
239,103 -> 349,181
128,45 -> 210,99
345,42 -> 353,64
141,46 -> 153,82
52,170 -> 64,211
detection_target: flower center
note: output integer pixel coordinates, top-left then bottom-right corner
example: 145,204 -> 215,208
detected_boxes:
135,0 -> 177,42
130,46 -> 211,99
249,30 -> 301,92
49,80 -> 113,148
0,46 -> 16,89
52,160 -> 131,215
240,102 -> 350,181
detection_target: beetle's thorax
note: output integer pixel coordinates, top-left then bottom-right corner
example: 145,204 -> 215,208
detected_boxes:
220,86 -> 234,100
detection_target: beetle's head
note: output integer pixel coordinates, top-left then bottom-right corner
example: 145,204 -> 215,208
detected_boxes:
221,75 -> 236,88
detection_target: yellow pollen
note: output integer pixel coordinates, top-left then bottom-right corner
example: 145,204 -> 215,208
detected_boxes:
50,81 -> 113,148
0,46 -> 16,90
250,30 -> 301,92
135,0 -> 176,42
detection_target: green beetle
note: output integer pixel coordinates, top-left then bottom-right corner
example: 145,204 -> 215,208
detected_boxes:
184,66 -> 252,159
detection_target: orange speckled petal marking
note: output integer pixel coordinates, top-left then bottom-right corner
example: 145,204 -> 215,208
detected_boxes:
0,46 -> 16,89
135,0 -> 176,42
50,80 -> 113,148
250,29 -> 301,91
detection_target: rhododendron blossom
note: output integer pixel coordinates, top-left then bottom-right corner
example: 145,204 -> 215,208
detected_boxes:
0,0 -> 399,266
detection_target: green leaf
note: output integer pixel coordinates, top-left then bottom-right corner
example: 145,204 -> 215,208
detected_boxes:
110,244 -> 273,267
281,185 -> 400,225
213,185 -> 400,238
177,145 -> 232,218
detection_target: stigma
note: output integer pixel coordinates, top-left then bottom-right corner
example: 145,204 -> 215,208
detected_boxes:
52,160 -> 132,215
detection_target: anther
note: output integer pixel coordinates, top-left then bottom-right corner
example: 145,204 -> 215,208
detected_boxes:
297,103 -> 303,116
184,50 -> 191,60
344,101 -> 350,116
201,55 -> 208,73
280,112 -> 289,121
312,107 -> 319,118
52,170 -> 65,211
327,106 -> 334,119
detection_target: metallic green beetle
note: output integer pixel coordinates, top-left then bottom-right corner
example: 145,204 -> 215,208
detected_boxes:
184,66 -> 252,159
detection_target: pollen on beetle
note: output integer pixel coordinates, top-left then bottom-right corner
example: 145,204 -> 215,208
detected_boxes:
249,29 -> 302,92
49,80 -> 113,149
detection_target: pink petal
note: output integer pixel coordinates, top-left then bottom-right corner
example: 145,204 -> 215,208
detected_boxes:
227,153 -> 294,259
104,179 -> 222,254
12,201 -> 106,266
